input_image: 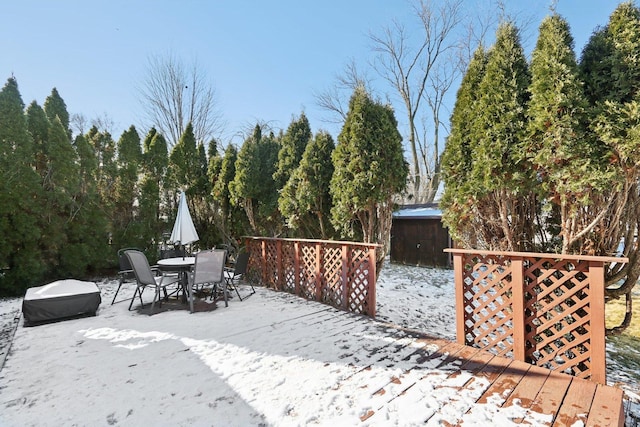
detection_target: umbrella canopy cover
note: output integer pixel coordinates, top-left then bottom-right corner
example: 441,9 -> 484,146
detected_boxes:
170,191 -> 199,246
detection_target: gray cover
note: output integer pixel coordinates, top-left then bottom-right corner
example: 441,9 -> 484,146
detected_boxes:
22,280 -> 101,325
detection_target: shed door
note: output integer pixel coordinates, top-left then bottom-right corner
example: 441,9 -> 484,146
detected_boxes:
391,218 -> 450,267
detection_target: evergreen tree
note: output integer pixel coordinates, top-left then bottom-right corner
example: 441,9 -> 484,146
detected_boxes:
581,1 -> 640,104
584,2 -> 640,332
112,126 -> 143,250
330,86 -> 408,260
0,77 -> 45,294
213,144 -> 249,248
526,14 -> 605,254
466,21 -> 532,251
229,124 -> 280,235
191,140 -> 219,249
43,87 -> 71,138
440,45 -> 488,247
87,126 -> 118,216
72,132 -> 110,272
279,130 -> 335,239
47,117 -> 84,276
26,101 -> 50,175
139,129 -> 169,257
168,122 -> 200,191
273,112 -> 311,190
580,28 -> 611,104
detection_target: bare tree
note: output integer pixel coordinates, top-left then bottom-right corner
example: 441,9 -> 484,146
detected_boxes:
70,112 -> 117,138
138,52 -> 224,147
369,0 -> 467,203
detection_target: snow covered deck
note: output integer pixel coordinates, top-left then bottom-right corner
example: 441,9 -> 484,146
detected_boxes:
0,282 -> 625,425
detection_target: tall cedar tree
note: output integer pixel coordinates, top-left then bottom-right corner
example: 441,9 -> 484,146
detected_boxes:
168,122 -> 200,191
273,112 -> 312,191
0,78 -> 46,294
138,129 -> 169,257
192,140 -> 220,249
112,126 -> 143,250
47,117 -> 86,276
330,86 -> 408,262
440,45 -> 488,247
582,1 -> 640,105
71,132 -> 111,273
43,87 -> 71,138
279,130 -> 336,239
587,2 -> 640,333
26,101 -> 50,176
466,21 -> 533,251
526,14 -> 605,254
229,125 -> 280,235
87,126 -> 118,223
213,144 -> 249,249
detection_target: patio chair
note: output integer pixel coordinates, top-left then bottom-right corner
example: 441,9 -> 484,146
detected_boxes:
187,249 -> 228,312
224,251 -> 254,301
125,249 -> 181,314
112,247 -> 139,305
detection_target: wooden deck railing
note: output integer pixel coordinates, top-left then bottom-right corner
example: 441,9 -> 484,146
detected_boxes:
445,248 -> 628,384
244,237 -> 381,316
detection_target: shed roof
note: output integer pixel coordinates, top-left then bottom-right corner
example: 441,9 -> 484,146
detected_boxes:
393,203 -> 442,219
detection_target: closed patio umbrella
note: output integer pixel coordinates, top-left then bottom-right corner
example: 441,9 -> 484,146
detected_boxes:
170,191 -> 199,248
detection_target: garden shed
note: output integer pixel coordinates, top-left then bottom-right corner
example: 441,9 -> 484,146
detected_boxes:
390,203 -> 452,268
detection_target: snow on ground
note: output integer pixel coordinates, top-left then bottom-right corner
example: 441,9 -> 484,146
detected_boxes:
0,261 -> 637,425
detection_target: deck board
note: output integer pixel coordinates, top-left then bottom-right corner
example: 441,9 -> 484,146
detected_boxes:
586,385 -> 625,427
357,325 -> 624,425
552,379 -> 596,426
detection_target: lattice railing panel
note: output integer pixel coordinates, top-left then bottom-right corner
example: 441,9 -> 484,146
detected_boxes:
281,242 -> 296,293
245,239 -> 263,285
461,253 -> 515,358
264,240 -> 279,288
522,257 -> 594,379
347,248 -> 374,314
447,248 -> 623,384
299,243 -> 319,300
321,245 -> 343,307
245,237 -> 380,316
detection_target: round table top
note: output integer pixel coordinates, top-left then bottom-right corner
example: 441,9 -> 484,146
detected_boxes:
157,256 -> 195,267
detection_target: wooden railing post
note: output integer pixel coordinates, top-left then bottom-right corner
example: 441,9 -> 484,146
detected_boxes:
453,253 -> 466,346
294,241 -> 301,296
511,257 -> 526,362
275,240 -> 282,290
368,246 -> 376,317
261,240 -> 268,287
315,242 -> 323,302
341,244 -> 349,312
589,260 -> 607,384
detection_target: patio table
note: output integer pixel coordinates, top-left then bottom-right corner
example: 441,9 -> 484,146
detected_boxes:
157,256 -> 195,301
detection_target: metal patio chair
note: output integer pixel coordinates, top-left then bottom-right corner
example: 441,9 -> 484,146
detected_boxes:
187,249 -> 228,312
125,249 -> 181,314
224,251 -> 254,301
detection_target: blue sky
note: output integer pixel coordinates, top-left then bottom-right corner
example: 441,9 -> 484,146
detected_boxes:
2,0 -> 625,145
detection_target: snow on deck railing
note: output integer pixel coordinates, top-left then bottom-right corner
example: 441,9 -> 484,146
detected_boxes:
244,237 -> 381,317
445,248 -> 628,384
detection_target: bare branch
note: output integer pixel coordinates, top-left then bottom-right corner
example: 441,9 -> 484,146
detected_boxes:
313,58 -> 372,125
137,52 -> 224,147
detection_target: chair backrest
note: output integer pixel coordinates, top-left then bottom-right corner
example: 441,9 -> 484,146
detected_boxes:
193,249 -> 226,286
125,250 -> 156,286
233,251 -> 249,275
117,247 -> 138,272
160,246 -> 186,259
